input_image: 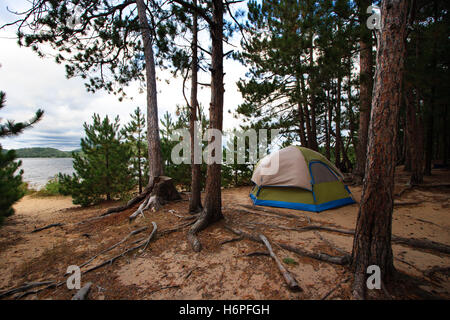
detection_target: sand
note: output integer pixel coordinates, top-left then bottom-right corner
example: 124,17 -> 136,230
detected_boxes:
0,167 -> 448,300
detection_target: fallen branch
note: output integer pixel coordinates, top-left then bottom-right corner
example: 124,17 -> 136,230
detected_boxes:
78,226 -> 148,269
259,234 -> 302,292
0,281 -> 54,299
244,251 -> 270,257
220,237 -> 243,245
31,223 -> 63,233
321,276 -> 351,300
71,282 -> 92,300
82,222 -> 157,275
142,222 -> 158,251
225,224 -> 350,265
394,201 -> 422,206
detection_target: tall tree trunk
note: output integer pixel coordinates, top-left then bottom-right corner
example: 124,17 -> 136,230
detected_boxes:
424,0 -> 438,176
300,75 -> 313,148
137,136 -> 143,193
326,87 -> 332,160
335,77 -> 342,170
136,0 -> 164,182
309,33 -> 319,151
347,65 -> 356,172
354,0 -> 374,183
406,84 -> 424,184
351,0 -> 408,299
297,102 -> 307,147
189,1 -> 202,213
188,0 -> 224,252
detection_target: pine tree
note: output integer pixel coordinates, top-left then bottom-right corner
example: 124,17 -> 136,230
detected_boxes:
0,91 -> 43,224
121,107 -> 149,194
61,114 -> 133,206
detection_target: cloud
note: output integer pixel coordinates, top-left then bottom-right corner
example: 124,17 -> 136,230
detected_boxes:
0,1 -> 247,151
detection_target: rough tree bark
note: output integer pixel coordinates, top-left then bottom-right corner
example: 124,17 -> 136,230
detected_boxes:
351,0 -> 408,299
354,0 -> 374,184
297,102 -> 308,147
405,84 -> 424,185
424,1 -> 439,176
189,0 -> 203,214
335,77 -> 343,170
187,0 -> 224,252
136,0 -> 164,182
308,33 -> 319,151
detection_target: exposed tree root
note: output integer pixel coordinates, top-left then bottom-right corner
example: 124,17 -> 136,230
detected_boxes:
187,208 -> 223,252
243,221 -> 450,255
352,271 -> 366,300
239,204 -> 311,223
320,276 -> 351,300
220,236 -> 243,245
423,266 -> 450,278
396,183 -> 450,197
225,224 -> 350,265
82,222 -> 157,275
31,223 -> 64,233
314,231 -> 348,255
259,234 -> 302,292
78,226 -> 149,269
129,177 -> 181,222
243,251 -> 270,257
0,281 -> 55,299
147,285 -> 180,295
101,185 -> 152,217
5,219 -> 198,300
71,282 -> 92,300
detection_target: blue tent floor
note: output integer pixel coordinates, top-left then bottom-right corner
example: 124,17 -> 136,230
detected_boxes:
249,193 -> 356,213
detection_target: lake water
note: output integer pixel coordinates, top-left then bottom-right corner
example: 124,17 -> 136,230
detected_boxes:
18,158 -> 74,189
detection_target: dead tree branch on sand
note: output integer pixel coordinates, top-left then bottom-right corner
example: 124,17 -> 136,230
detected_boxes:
78,226 -> 149,269
71,282 -> 92,300
225,224 -> 350,265
6,221 -> 197,299
0,281 -> 54,299
31,223 -> 63,233
82,222 -> 158,275
259,234 -> 302,292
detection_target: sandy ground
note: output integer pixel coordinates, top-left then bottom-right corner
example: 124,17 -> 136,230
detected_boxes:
0,167 -> 449,300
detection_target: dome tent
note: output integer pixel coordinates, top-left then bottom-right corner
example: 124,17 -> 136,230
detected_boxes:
250,146 -> 355,212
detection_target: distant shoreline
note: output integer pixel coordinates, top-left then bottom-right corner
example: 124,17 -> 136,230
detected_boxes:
3,147 -> 80,158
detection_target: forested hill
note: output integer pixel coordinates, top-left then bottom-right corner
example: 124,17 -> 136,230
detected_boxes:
2,147 -> 79,158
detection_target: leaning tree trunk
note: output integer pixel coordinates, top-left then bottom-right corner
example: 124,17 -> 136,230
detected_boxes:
354,0 -> 373,184
136,0 -> 163,182
351,0 -> 408,300
189,1 -> 203,214
187,0 -> 224,252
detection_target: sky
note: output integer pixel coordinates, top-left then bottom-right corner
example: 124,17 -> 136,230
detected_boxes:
0,1 -> 248,151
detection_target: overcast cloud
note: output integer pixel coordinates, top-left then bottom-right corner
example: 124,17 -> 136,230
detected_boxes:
0,1 -> 247,151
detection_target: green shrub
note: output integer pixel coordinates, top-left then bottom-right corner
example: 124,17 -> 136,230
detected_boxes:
282,257 -> 298,265
34,176 -> 63,197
